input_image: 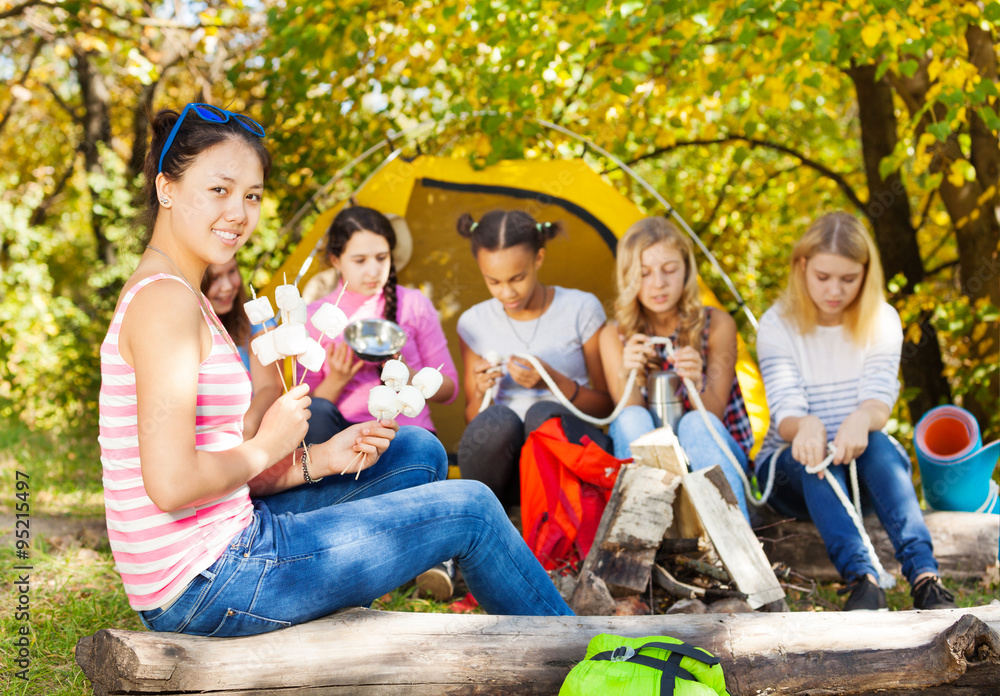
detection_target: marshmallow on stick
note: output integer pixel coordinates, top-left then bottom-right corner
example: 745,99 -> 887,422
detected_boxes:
380,359 -> 409,392
274,274 -> 302,314
286,299 -> 308,325
296,337 -> 326,373
272,323 -> 309,356
311,303 -> 349,337
394,384 -> 426,418
368,384 -> 400,421
244,296 -> 275,325
411,366 -> 443,399
250,332 -> 281,366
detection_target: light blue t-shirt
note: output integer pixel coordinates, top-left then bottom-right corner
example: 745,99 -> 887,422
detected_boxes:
457,286 -> 606,420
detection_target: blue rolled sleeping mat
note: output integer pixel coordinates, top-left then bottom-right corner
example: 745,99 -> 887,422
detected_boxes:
914,405 -> 999,515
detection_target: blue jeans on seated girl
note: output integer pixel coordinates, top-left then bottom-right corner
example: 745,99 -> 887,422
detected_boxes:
609,406 -> 750,521
304,397 -> 354,446
139,427 -> 573,637
756,431 -> 938,585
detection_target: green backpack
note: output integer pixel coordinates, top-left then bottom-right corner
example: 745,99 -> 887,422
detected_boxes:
559,634 -> 731,696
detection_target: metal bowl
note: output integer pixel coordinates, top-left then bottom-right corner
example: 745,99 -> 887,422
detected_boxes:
343,318 -> 407,362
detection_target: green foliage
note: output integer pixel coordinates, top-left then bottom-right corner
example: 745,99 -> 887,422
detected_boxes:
0,154 -> 136,434
0,0 -> 996,444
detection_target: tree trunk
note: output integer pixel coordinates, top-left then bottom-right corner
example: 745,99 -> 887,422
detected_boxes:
756,509 -> 1000,583
75,606 -> 1000,695
76,48 -> 114,265
847,63 -> 952,422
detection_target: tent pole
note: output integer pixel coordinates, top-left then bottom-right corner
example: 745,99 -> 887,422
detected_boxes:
272,111 -> 757,329
531,117 -> 757,330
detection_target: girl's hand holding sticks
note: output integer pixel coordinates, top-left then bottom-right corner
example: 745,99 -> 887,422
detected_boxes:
310,420 -> 398,478
254,384 -> 312,465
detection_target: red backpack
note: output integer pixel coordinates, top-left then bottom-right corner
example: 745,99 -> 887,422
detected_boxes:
520,416 -> 625,571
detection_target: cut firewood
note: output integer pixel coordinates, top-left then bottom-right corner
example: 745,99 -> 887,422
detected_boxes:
682,465 -> 787,610
576,463 -> 677,596
629,427 -> 704,540
75,605 -> 1000,695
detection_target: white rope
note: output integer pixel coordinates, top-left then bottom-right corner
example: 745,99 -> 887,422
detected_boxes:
975,480 -> 1000,514
477,339 -> 895,587
475,353 -> 638,426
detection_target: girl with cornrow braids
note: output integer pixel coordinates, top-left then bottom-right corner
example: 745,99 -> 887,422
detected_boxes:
299,206 -> 459,444
456,209 -> 614,509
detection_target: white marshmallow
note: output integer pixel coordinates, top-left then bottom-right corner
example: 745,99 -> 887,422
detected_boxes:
311,303 -> 349,337
380,359 -> 409,391
485,351 -> 503,366
271,323 -> 309,356
296,337 -> 326,373
411,366 -> 443,399
244,296 -> 274,325
274,284 -> 302,311
368,384 -> 400,421
394,384 -> 426,419
286,299 -> 308,325
250,332 -> 281,366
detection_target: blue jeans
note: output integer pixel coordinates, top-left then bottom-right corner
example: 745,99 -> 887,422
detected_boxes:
677,411 -> 750,522
608,405 -> 655,461
304,397 -> 354,446
139,427 -> 572,636
757,431 -> 939,585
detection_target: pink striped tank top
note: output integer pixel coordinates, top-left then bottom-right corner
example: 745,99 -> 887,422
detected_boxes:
99,273 -> 254,611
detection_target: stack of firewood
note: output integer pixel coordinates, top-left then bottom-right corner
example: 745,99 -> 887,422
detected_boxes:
562,426 -> 788,616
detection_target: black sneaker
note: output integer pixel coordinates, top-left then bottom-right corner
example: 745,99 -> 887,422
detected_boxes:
911,575 -> 957,610
839,575 -> 888,611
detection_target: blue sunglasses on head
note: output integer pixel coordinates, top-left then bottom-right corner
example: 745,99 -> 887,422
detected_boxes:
158,103 -> 266,174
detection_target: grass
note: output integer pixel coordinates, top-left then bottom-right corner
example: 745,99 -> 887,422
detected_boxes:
0,413 -> 104,518
1,413 -> 995,695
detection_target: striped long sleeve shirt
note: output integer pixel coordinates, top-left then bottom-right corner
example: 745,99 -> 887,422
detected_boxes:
755,301 -> 903,464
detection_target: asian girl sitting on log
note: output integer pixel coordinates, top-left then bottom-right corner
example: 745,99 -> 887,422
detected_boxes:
98,105 -> 571,638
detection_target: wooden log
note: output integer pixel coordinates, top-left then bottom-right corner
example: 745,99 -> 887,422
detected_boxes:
628,426 -> 687,476
628,426 -> 705,539
576,463 -> 677,596
756,509 -> 1000,582
76,605 -> 1000,695
655,537 -> 703,559
682,466 -> 787,609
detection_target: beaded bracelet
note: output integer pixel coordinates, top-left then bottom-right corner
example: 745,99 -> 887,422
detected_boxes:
301,445 -> 324,484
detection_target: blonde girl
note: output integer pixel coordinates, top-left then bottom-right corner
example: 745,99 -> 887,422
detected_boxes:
755,211 -> 954,611
600,217 -> 754,519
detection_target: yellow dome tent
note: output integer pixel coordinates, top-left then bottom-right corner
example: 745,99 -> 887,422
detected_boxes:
264,155 -> 769,457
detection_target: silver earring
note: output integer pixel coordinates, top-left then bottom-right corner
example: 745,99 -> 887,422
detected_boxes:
160,197 -> 169,205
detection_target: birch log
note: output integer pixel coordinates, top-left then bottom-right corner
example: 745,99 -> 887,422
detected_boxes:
756,509 -> 1000,581
76,605 -> 1000,695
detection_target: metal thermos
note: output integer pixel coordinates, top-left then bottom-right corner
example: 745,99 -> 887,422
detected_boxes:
647,370 -> 685,432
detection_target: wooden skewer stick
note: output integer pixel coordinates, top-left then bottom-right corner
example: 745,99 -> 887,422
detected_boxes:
249,284 -> 288,393
341,449 -> 365,476
276,362 -> 289,393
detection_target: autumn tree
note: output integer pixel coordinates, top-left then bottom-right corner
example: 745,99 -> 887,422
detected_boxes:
244,0 -> 998,439
0,0 -> 265,430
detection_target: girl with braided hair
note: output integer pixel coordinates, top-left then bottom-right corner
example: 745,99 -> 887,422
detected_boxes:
299,206 -> 459,444
456,209 -> 614,509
